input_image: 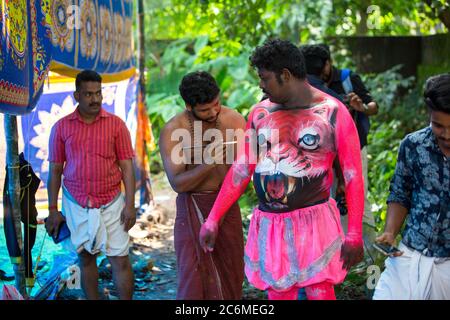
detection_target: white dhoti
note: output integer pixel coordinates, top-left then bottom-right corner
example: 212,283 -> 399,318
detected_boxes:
62,186 -> 130,257
373,242 -> 450,300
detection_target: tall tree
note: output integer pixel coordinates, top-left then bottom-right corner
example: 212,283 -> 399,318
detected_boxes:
137,0 -> 154,206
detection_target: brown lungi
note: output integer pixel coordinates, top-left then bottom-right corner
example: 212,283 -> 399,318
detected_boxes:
175,192 -> 244,300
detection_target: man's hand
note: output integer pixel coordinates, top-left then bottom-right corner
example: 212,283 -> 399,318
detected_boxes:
199,220 -> 219,253
347,92 -> 365,112
120,205 -> 136,232
45,210 -> 65,239
375,232 -> 403,257
340,239 -> 364,271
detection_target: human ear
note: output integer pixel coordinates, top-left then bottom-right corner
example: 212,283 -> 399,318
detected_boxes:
281,68 -> 291,82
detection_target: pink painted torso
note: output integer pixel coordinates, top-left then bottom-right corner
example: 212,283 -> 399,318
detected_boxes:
252,99 -> 338,212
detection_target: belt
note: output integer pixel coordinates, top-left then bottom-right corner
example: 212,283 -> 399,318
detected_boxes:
258,197 -> 330,213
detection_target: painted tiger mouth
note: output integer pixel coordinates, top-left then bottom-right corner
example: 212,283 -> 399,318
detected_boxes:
260,172 -> 297,205
258,170 -> 327,205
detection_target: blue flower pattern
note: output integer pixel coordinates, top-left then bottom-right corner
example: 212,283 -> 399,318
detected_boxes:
387,127 -> 450,257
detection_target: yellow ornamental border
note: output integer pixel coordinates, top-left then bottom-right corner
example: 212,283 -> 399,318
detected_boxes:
49,61 -> 136,83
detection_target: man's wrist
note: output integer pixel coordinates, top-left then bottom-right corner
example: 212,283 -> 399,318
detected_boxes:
204,218 -> 219,231
125,201 -> 135,209
383,230 -> 396,237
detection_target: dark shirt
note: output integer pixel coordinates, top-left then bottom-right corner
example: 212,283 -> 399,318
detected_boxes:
387,127 -> 450,258
327,66 -> 373,148
307,75 -> 343,103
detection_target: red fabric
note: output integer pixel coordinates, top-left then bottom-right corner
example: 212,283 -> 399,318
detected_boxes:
48,108 -> 134,208
245,200 -> 347,291
175,192 -> 244,300
267,287 -> 298,300
267,282 -> 336,300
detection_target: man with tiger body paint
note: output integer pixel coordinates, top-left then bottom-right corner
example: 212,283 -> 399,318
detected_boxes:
199,39 -> 365,300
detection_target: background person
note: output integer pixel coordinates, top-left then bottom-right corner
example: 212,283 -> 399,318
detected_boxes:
373,74 -> 450,300
159,71 -> 246,299
46,70 -> 136,300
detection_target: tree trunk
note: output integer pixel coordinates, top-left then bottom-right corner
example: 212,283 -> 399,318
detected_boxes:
356,0 -> 371,35
4,114 -> 26,297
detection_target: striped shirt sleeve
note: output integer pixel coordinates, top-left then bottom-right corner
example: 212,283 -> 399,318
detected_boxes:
48,121 -> 66,163
115,118 -> 135,160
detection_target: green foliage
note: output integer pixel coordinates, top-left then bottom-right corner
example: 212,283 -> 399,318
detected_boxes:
146,36 -> 262,175
328,1 -> 448,36
142,1 -> 449,299
363,66 -> 428,232
367,119 -> 404,228
362,65 -> 415,113
146,37 -> 261,138
417,62 -> 450,88
146,0 -> 448,52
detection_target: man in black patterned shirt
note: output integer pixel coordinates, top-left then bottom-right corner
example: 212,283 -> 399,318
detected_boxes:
374,74 -> 450,300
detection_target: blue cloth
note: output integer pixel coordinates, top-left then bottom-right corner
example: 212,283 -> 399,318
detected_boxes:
387,126 -> 450,257
328,67 -> 372,149
0,1 -> 52,115
47,0 -> 135,75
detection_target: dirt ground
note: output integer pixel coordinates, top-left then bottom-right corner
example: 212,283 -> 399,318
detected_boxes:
100,173 -> 179,300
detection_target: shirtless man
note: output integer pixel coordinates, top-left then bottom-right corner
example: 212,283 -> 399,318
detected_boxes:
159,71 -> 246,299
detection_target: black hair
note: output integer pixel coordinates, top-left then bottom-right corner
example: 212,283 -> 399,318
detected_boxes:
424,73 -> 450,114
317,43 -> 331,57
250,39 -> 306,82
75,70 -> 102,91
179,71 -> 220,107
300,44 -> 331,77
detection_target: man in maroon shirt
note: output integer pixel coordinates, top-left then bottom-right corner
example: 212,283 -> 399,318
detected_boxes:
45,70 -> 136,300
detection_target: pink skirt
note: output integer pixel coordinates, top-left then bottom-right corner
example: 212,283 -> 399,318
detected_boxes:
245,198 -> 347,291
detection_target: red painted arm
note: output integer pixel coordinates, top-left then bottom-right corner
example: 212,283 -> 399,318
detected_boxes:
334,102 -> 364,245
